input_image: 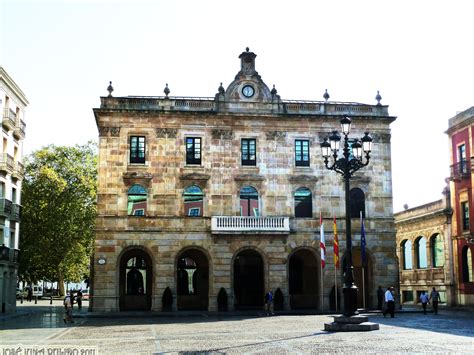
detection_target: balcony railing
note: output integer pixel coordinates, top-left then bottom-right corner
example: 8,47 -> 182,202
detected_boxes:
12,161 -> 24,180
2,108 -> 16,130
0,244 -> 9,261
450,160 -> 471,181
11,204 -> 21,221
13,119 -> 26,139
0,198 -> 12,217
211,216 -> 290,234
11,248 -> 20,263
0,153 -> 14,174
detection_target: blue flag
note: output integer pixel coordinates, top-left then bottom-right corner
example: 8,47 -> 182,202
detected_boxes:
360,212 -> 366,266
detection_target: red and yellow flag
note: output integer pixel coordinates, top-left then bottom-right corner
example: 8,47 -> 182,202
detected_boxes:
333,215 -> 339,269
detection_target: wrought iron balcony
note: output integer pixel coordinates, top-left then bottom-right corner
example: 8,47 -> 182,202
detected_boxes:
11,203 -> 21,221
0,244 -> 9,261
211,216 -> 290,234
0,198 -> 12,217
11,248 -> 20,263
0,153 -> 14,174
2,108 -> 16,131
450,160 -> 471,181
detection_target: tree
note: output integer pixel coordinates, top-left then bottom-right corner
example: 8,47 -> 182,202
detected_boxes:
19,142 -> 97,295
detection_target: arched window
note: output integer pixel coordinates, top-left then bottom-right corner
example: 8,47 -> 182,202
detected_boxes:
431,234 -> 444,268
349,188 -> 365,218
240,186 -> 259,216
127,185 -> 147,216
415,237 -> 427,269
183,185 -> 203,217
462,247 -> 473,282
402,240 -> 412,270
294,187 -> 312,218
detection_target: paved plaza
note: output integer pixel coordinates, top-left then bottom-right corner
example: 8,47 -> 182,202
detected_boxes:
0,300 -> 473,354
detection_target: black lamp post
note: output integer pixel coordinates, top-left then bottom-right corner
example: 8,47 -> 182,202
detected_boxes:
321,116 -> 373,317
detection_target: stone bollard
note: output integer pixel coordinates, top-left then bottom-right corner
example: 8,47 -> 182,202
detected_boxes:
50,295 -> 53,305
20,295 -> 23,304
35,296 -> 37,304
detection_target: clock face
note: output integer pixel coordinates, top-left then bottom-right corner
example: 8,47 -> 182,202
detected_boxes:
242,85 -> 255,98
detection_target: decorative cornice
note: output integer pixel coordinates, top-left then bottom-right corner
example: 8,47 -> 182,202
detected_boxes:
266,131 -> 287,141
179,173 -> 211,181
234,173 -> 265,181
212,129 -> 233,140
156,128 -> 178,138
288,175 -> 318,184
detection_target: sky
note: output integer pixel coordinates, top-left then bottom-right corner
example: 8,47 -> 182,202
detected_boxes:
1,0 -> 473,213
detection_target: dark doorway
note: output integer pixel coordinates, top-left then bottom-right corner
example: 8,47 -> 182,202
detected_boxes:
289,249 -> 319,309
234,249 -> 264,310
342,249 -> 371,309
119,249 -> 152,311
177,249 -> 209,310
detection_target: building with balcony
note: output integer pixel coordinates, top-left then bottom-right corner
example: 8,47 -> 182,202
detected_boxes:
92,49 -> 398,312
394,191 -> 455,306
446,107 -> 474,305
0,67 -> 27,313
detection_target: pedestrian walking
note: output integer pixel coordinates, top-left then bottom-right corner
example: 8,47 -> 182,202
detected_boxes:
383,286 -> 395,318
419,291 -> 429,314
76,289 -> 83,311
264,290 -> 273,315
377,286 -> 384,310
430,287 -> 441,315
63,293 -> 74,324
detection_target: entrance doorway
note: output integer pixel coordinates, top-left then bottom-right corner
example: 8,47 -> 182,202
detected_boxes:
119,248 -> 152,311
289,248 -> 319,309
233,249 -> 264,310
177,248 -> 209,310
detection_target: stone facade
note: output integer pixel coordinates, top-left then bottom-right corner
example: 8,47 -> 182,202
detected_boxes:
0,67 -> 27,314
394,193 -> 455,306
92,49 -> 398,312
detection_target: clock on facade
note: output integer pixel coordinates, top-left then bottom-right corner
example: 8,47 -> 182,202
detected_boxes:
242,85 -> 255,98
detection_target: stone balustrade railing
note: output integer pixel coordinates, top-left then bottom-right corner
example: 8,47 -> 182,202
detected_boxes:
211,216 -> 290,234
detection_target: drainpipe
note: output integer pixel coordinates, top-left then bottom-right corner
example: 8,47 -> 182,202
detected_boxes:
443,184 -> 456,306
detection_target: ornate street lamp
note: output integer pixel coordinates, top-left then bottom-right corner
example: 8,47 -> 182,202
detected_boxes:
321,116 -> 373,317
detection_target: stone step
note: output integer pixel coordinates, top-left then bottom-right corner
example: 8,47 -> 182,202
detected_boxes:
332,315 -> 369,324
324,321 -> 380,332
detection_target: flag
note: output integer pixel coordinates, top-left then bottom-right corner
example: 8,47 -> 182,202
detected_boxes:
360,212 -> 366,266
320,212 -> 326,269
333,215 -> 339,269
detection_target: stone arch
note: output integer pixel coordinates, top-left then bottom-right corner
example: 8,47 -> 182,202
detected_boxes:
287,246 -> 320,310
175,246 -> 211,311
232,246 -> 266,310
117,246 -> 154,311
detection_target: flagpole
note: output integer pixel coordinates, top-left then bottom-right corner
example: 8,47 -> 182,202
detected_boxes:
335,264 -> 338,312
360,211 -> 366,310
362,265 -> 366,310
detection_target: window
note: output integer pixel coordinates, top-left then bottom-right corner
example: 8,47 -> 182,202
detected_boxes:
130,136 -> 146,164
240,185 -> 259,216
458,144 -> 467,174
12,187 -> 17,204
127,184 -> 147,216
0,182 -> 5,198
402,240 -> 412,270
415,237 -> 427,269
402,290 -> 413,303
462,246 -> 473,282
294,187 -> 312,217
461,201 -> 470,231
431,234 -> 444,268
186,137 -> 201,165
349,188 -> 365,218
295,140 -> 310,167
183,185 -> 203,217
241,139 -> 256,166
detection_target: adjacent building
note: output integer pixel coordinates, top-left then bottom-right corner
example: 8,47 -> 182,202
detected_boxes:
92,49 -> 398,312
394,191 -> 455,306
446,107 -> 474,305
0,67 -> 27,314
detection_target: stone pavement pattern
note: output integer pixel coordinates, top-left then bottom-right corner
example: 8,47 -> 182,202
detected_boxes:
1,301 -> 473,354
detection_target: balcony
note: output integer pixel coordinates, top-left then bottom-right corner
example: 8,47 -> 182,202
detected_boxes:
11,161 -> 24,180
0,154 -> 14,175
13,119 -> 26,140
211,216 -> 290,234
450,160 -> 471,181
11,248 -> 19,263
0,244 -> 9,261
11,204 -> 21,221
0,198 -> 12,218
2,108 -> 16,131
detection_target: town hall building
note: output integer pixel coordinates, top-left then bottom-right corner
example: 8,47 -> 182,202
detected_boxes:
91,49 -> 398,312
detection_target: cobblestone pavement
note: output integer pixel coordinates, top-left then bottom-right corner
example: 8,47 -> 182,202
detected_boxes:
1,300 -> 473,354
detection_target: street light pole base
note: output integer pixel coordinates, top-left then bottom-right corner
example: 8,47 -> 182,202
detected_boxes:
324,315 -> 379,332
343,284 -> 359,317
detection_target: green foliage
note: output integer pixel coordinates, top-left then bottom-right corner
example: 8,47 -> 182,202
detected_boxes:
19,142 -> 97,284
